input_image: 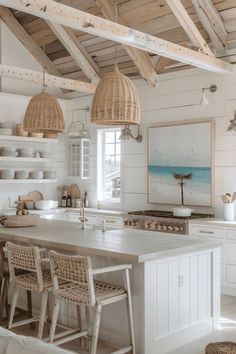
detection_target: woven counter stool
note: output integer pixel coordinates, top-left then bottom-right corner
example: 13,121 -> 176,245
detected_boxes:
206,342 -> 236,353
0,242 -> 34,327
49,250 -> 136,354
6,241 -> 53,339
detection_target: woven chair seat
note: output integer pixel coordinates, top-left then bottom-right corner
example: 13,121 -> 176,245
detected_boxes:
15,270 -> 52,291
206,342 -> 236,354
56,280 -> 126,305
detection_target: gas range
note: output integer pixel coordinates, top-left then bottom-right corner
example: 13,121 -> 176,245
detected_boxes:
124,210 -> 214,235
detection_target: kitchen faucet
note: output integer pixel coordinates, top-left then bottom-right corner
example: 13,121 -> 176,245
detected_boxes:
79,202 -> 88,229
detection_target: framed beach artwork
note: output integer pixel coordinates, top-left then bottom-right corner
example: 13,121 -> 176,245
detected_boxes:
148,120 -> 214,207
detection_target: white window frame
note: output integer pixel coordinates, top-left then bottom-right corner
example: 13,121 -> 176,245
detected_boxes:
97,128 -> 122,204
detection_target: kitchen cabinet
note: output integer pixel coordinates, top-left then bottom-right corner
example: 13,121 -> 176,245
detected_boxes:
189,221 -> 236,296
67,138 -> 90,179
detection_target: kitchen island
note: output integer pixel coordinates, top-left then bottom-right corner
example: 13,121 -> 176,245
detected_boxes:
0,219 -> 222,354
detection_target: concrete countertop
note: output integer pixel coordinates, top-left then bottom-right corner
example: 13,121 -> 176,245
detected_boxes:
189,218 -> 236,228
0,207 -> 126,217
0,219 -> 221,263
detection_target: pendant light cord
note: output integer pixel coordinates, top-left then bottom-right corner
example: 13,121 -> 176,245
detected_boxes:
42,22 -> 47,91
115,0 -> 118,68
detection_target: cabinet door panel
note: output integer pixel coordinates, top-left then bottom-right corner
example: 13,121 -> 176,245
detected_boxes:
190,225 -> 224,238
226,242 -> 236,263
226,264 -> 236,283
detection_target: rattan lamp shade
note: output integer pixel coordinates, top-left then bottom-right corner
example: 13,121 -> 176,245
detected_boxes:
23,91 -> 65,133
91,66 -> 140,125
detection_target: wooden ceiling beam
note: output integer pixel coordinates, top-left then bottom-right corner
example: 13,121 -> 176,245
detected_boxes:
0,64 -> 96,93
191,0 -> 227,54
96,0 -> 159,87
0,0 -> 233,75
0,6 -> 60,77
46,22 -> 100,83
165,0 -> 214,56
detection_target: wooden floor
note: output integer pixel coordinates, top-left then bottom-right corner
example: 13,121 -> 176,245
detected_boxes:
8,295 -> 236,354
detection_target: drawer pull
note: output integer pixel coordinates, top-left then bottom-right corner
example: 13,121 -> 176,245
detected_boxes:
199,230 -> 214,234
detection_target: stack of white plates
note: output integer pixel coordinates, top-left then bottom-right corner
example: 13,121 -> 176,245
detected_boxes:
0,128 -> 12,135
44,171 -> 56,179
18,148 -> 34,158
1,147 -> 18,157
29,171 -> 43,179
15,170 -> 28,179
1,169 -> 14,179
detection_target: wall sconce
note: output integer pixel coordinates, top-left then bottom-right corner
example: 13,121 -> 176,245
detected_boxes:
227,111 -> 236,132
119,125 -> 143,143
200,84 -> 217,105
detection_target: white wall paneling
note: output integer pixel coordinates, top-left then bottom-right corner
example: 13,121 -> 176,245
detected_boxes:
66,66 -> 236,217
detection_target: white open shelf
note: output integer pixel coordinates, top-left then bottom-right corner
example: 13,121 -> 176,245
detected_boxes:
0,179 -> 58,184
0,156 -> 51,162
0,135 -> 58,143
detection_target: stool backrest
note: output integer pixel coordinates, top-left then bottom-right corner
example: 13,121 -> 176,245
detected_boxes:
49,251 -> 95,306
6,242 -> 44,291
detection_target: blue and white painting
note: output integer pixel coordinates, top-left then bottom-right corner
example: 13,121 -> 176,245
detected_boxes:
148,121 -> 213,206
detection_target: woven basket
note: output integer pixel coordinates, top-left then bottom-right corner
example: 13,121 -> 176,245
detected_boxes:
0,215 -> 40,228
23,91 -> 65,133
91,66 -> 140,125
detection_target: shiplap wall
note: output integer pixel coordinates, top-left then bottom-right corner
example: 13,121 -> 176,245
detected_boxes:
66,67 -> 236,218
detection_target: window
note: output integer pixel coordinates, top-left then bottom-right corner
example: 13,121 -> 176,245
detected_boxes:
97,129 -> 121,203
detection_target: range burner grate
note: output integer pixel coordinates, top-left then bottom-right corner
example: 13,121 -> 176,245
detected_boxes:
128,210 -> 214,220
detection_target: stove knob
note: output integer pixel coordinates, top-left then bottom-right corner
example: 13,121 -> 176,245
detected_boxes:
167,225 -> 174,231
146,222 -> 152,229
174,226 -> 180,232
129,219 -> 133,226
132,219 -> 138,227
162,225 -> 167,231
124,219 -> 129,226
155,224 -> 161,230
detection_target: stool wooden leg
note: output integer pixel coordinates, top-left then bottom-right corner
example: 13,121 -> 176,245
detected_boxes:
0,277 -> 9,322
49,297 -> 60,343
91,303 -> 102,354
8,286 -> 18,329
125,269 -> 136,354
38,291 -> 48,339
77,305 -> 87,348
27,290 -> 36,330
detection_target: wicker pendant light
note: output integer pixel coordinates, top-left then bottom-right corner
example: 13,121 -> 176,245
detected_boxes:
24,91 -> 65,133
91,66 -> 140,125
23,23 -> 65,133
90,0 -> 140,126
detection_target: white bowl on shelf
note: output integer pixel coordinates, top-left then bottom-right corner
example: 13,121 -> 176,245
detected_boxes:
173,207 -> 194,217
35,200 -> 58,210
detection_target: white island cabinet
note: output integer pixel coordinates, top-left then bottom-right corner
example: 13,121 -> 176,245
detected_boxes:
189,219 -> 236,297
0,219 -> 221,354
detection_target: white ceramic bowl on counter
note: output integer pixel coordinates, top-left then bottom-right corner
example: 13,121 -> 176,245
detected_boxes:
35,200 -> 58,210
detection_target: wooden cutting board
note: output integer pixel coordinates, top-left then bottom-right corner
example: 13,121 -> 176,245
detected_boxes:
69,184 -> 80,199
